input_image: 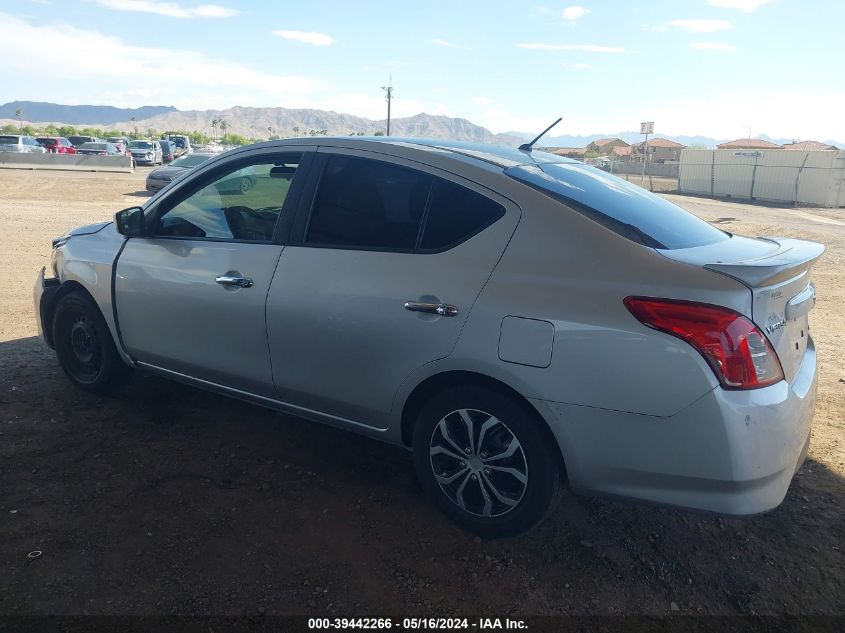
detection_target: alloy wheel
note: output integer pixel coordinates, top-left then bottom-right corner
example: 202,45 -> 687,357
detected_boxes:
429,408 -> 528,518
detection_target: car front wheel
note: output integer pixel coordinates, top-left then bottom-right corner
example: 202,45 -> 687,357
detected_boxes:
52,290 -> 133,394
413,386 -> 563,538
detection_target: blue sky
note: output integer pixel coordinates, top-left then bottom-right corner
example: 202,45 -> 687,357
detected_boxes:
2,0 -> 843,140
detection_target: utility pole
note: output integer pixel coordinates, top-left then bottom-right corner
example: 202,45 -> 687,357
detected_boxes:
381,76 -> 394,136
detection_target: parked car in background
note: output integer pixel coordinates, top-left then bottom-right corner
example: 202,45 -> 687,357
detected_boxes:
107,137 -> 132,157
76,142 -> 123,156
0,135 -> 47,153
67,135 -> 100,147
34,138 -> 823,537
159,140 -> 175,163
129,139 -> 163,165
36,137 -> 77,154
144,152 -> 216,191
161,134 -> 192,156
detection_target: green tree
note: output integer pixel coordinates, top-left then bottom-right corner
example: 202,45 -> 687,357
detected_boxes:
220,133 -> 250,146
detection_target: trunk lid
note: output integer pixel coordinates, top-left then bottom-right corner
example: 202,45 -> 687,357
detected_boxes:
659,235 -> 824,382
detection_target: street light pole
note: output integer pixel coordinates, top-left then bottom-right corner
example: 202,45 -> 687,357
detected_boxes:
381,76 -> 394,136
639,121 -> 654,187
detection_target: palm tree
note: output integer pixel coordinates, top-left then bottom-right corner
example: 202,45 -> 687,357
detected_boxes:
219,120 -> 229,139
211,118 -> 220,141
292,125 -> 299,138
15,108 -> 23,133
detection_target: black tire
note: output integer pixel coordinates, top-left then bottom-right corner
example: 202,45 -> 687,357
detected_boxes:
52,290 -> 133,394
412,386 -> 562,538
239,176 -> 252,195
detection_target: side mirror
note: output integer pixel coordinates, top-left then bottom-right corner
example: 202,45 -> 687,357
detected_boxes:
114,206 -> 145,238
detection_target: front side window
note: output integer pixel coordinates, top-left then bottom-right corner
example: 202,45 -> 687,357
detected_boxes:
306,156 -> 432,250
155,155 -> 301,242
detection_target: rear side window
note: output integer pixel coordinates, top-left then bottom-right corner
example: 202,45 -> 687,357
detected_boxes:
306,156 -> 432,250
420,179 -> 505,251
505,162 -> 728,250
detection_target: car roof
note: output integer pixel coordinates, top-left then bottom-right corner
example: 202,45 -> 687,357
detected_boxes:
237,136 -> 576,170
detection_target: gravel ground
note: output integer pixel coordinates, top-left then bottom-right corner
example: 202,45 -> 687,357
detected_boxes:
0,168 -> 843,617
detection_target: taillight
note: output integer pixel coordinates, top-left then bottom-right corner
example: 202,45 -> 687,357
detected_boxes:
624,297 -> 784,390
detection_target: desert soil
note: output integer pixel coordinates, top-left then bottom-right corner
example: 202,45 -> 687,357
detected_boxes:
0,168 -> 842,617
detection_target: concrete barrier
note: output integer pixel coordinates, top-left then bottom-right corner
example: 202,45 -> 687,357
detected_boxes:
0,152 -> 134,173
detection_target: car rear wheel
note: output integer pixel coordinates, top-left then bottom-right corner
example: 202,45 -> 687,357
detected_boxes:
412,386 -> 563,538
52,290 -> 133,394
239,176 -> 253,195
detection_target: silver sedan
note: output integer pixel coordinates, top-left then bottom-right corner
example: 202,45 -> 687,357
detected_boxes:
34,138 -> 822,537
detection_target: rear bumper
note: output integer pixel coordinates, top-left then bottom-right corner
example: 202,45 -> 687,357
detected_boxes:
34,267 -> 61,348
535,336 -> 817,516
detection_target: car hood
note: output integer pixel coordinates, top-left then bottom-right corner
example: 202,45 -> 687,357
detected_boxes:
148,166 -> 187,180
69,221 -> 112,236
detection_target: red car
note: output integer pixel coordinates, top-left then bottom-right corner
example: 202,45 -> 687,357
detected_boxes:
36,137 -> 77,154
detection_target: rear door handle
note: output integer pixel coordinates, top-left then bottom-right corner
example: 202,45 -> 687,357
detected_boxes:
216,275 -> 254,288
404,301 -> 459,317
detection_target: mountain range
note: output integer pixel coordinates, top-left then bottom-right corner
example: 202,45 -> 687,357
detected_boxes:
2,101 -> 841,149
0,101 -> 521,146
0,101 -> 177,126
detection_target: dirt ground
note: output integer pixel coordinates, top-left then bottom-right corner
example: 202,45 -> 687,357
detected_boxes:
0,168 -> 843,617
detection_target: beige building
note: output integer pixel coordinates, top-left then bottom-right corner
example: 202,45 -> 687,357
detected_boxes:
632,137 -> 686,163
717,138 -> 783,150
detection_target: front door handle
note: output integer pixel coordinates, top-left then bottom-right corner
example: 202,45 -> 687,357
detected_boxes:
216,275 -> 254,288
404,301 -> 459,317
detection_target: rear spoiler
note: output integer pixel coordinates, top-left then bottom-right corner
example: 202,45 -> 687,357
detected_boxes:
704,238 -> 825,287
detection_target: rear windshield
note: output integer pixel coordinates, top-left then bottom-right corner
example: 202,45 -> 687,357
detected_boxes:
37,137 -> 57,144
170,154 -> 210,168
80,143 -> 107,150
0,136 -> 21,144
505,162 -> 728,250
130,141 -> 153,149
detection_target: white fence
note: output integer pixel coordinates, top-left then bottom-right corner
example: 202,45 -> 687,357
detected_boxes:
679,149 -> 845,207
0,152 -> 134,173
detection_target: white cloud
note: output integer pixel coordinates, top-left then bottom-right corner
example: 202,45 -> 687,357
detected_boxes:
690,42 -> 737,50
430,38 -> 470,50
708,0 -> 773,12
272,30 -> 335,46
670,19 -> 732,32
562,62 -> 592,69
93,0 -> 237,18
517,43 -> 625,53
562,6 -> 589,20
640,23 -> 668,32
0,13 -> 321,110
470,96 -> 493,106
